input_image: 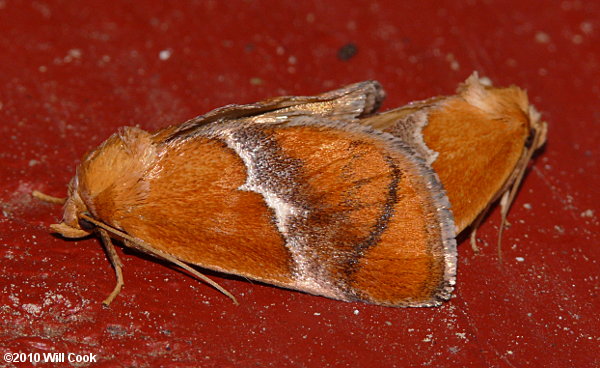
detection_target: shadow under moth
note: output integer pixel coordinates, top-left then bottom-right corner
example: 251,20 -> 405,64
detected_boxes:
35,73 -> 547,307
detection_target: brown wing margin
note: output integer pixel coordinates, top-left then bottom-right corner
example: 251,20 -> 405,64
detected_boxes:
161,81 -> 385,142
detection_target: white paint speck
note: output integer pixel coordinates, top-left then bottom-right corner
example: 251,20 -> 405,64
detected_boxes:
353,309 -> 359,315
250,77 -> 263,85
523,203 -> 532,210
580,209 -> 594,218
516,257 -> 525,262
69,49 -> 82,58
535,31 -> 551,44
580,22 -> 593,34
159,49 -> 172,60
63,49 -> 82,63
22,303 -> 42,316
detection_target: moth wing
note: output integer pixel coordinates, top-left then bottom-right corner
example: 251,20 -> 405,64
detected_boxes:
116,118 -> 456,307
360,74 -> 546,233
168,81 -> 385,138
358,98 -> 441,166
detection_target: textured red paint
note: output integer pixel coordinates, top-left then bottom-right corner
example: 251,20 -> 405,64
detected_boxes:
1,1 -> 599,367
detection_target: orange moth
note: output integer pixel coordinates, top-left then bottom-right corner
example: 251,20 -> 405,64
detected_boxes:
35,73 -> 545,307
363,73 -> 547,254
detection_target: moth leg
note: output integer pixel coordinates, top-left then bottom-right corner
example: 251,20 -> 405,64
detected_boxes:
495,190 -> 513,264
32,190 -> 66,205
469,227 -> 480,253
78,213 -> 239,305
98,228 -> 125,306
468,206 -> 490,253
468,188 -> 511,259
495,126 -> 545,263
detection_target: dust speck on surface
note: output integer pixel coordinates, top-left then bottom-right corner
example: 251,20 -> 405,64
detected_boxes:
337,43 -> 358,61
106,324 -> 130,337
448,346 -> 460,354
250,77 -> 263,85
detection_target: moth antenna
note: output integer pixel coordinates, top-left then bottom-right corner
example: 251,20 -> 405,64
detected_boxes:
124,238 -> 240,306
79,214 -> 239,306
32,190 -> 67,205
97,228 -> 125,306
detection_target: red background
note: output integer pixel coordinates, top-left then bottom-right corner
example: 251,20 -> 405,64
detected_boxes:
1,1 -> 598,367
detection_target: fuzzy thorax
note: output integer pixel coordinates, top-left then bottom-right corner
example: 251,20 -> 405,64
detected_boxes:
52,126 -> 159,237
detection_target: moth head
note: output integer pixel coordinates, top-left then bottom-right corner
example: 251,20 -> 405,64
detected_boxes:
50,176 -> 94,238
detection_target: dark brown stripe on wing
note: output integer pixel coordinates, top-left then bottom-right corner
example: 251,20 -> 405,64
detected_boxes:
269,122 -> 398,299
343,156 -> 401,276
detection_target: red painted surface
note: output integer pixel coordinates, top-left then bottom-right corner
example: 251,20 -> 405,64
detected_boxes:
1,1 -> 598,367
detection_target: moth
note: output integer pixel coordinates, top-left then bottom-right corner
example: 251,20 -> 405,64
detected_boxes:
363,73 -> 547,255
35,73 -> 545,307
